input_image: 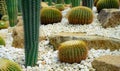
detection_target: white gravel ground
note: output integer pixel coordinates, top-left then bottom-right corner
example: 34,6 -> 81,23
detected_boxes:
0,7 -> 120,71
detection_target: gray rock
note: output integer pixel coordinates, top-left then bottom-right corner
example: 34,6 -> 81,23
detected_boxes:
97,9 -> 120,28
49,32 -> 120,50
92,55 -> 120,71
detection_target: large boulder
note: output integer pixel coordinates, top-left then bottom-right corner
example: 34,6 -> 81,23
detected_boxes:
97,9 -> 120,28
92,55 -> 120,71
12,26 -> 46,48
49,32 -> 120,50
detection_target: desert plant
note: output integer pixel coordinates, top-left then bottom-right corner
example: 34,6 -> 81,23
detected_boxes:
1,15 -> 8,21
96,0 -> 119,12
55,4 -> 65,11
64,0 -> 71,4
41,7 -> 62,25
0,36 -> 5,46
94,0 -> 99,6
71,0 -> 81,7
0,58 -> 22,71
22,0 -> 40,67
0,0 -> 7,17
0,21 -> 9,29
18,0 -> 22,13
5,0 -> 18,27
82,0 -> 94,9
58,40 -> 88,63
68,6 -> 93,24
56,0 -> 64,4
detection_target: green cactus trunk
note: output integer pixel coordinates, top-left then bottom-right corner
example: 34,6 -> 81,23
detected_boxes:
48,0 -> 52,6
6,0 -> 18,27
82,0 -> 94,9
56,0 -> 64,4
18,0 -> 22,13
64,0 -> 71,4
71,0 -> 81,7
21,0 -> 40,67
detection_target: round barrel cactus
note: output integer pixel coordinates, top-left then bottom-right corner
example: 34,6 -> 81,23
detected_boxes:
0,21 -> 9,29
0,58 -> 22,71
41,7 -> 62,25
68,6 -> 93,25
0,36 -> 5,46
55,4 -> 65,11
96,0 -> 119,12
58,40 -> 88,63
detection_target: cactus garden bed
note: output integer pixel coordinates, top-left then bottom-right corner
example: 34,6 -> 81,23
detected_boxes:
0,6 -> 120,71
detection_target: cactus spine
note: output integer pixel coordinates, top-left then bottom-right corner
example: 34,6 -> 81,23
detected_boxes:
64,0 -> 71,4
71,0 -> 81,7
68,6 -> 93,25
82,0 -> 94,9
96,0 -> 119,12
22,0 -> 40,67
58,40 -> 88,63
5,0 -> 18,27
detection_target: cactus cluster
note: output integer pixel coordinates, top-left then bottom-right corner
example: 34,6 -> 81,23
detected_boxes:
55,4 -> 65,11
96,0 -> 120,12
58,40 -> 88,63
68,6 -> 93,25
82,0 -> 94,9
41,7 -> 62,25
6,0 -> 18,27
0,58 -> 22,71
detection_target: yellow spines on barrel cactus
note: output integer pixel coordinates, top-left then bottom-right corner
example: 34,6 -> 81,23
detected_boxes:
96,0 -> 120,12
58,40 -> 88,63
68,6 -> 93,25
0,36 -> 5,46
55,4 -> 65,11
41,7 -> 62,25
0,20 -> 9,29
0,58 -> 22,71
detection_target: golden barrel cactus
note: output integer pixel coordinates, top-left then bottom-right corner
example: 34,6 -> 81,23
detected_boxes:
55,4 -> 65,11
0,21 -> 9,29
58,40 -> 88,63
68,6 -> 93,25
41,7 -> 62,25
0,58 -> 22,71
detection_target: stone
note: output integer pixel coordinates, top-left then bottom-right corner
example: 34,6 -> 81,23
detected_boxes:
92,55 -> 120,71
12,26 -> 47,48
97,9 -> 120,28
49,32 -> 120,50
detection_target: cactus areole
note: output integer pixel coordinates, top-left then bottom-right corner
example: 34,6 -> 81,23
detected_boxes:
22,0 -> 40,67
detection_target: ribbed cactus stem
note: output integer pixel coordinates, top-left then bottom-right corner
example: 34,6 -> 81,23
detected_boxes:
22,0 -> 40,67
56,0 -> 64,4
64,0 -> 71,4
6,0 -> 18,27
18,0 -> 22,13
48,0 -> 52,6
71,0 -> 81,7
82,0 -> 94,9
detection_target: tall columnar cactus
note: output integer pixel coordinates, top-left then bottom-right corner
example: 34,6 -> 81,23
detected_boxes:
48,0 -> 52,6
41,7 -> 62,25
82,0 -> 94,9
58,40 -> 88,63
22,0 -> 40,67
6,0 -> 18,27
64,0 -> 71,4
56,0 -> 64,4
71,0 -> 81,7
0,58 -> 22,71
68,6 -> 93,25
96,0 -> 119,12
18,0 -> 22,13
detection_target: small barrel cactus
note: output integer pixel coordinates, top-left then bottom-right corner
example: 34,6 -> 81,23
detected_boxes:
58,40 -> 88,63
82,0 -> 94,9
55,4 -> 65,11
96,0 -> 119,12
0,21 -> 9,29
0,58 -> 22,71
1,15 -> 9,21
68,6 -> 93,25
41,7 -> 62,25
0,36 -> 5,46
